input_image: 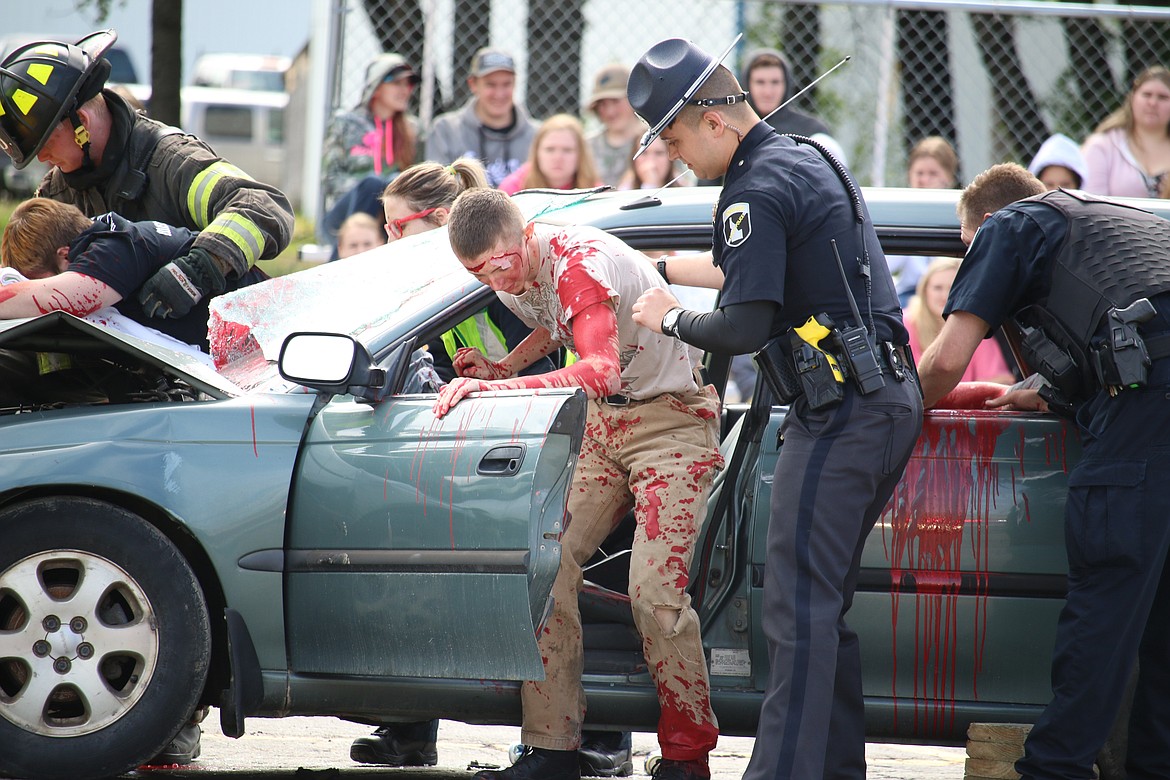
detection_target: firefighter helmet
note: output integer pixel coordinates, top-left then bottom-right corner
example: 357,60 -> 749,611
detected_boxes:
0,29 -> 116,169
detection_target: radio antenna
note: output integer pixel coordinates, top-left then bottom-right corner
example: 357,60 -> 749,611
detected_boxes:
762,56 -> 851,124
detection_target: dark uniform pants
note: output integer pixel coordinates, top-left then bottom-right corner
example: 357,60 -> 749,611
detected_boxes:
744,377 -> 922,780
1017,374 -> 1170,780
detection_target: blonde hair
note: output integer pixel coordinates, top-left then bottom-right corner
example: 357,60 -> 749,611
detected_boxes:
1,198 -> 92,277
381,157 -> 488,217
908,136 -> 959,186
906,257 -> 961,350
521,114 -> 599,190
337,212 -> 382,238
623,136 -> 685,189
1094,66 -> 1170,137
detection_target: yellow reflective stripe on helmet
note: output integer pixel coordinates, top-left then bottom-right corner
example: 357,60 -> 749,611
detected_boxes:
27,63 -> 53,86
11,89 -> 37,115
31,44 -> 65,58
202,212 -> 265,265
186,161 -> 256,227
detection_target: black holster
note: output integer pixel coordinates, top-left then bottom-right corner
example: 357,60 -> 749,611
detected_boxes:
753,338 -> 802,404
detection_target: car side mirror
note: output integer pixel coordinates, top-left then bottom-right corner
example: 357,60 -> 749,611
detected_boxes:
278,332 -> 388,401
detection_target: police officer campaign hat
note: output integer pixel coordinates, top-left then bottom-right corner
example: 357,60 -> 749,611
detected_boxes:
0,29 -> 115,169
627,34 -> 740,160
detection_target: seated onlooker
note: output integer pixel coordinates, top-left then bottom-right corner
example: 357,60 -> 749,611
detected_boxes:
618,136 -> 688,190
907,135 -> 959,189
584,64 -> 643,188
1027,133 -> 1088,191
904,258 -> 1014,385
1081,66 -> 1170,198
497,114 -> 601,195
336,212 -> 386,259
320,54 -> 420,255
321,52 -> 420,216
741,48 -> 831,137
426,48 -> 537,188
888,136 -> 961,307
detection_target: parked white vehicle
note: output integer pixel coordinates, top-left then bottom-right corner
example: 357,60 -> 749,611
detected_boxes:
191,53 -> 290,92
181,85 -> 288,192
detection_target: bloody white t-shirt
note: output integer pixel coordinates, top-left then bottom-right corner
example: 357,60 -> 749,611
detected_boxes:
498,224 -> 701,399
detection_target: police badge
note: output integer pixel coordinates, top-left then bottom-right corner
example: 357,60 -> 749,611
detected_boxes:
722,202 -> 751,247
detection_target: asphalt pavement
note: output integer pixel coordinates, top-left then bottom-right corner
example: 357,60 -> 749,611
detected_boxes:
107,710 -> 968,780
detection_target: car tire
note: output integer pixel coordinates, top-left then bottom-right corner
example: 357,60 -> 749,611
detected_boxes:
0,497 -> 211,780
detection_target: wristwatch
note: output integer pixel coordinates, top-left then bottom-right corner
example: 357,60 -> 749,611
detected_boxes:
656,258 -> 670,283
660,307 -> 684,338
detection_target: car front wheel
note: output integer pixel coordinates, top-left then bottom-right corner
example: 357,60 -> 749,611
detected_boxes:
0,497 -> 211,780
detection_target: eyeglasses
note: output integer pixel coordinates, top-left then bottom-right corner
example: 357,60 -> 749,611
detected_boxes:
385,207 -> 439,239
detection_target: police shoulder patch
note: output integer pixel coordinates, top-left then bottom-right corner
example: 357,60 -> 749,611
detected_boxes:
722,202 -> 752,247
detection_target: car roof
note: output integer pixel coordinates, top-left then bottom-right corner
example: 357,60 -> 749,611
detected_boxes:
181,85 -> 289,108
525,185 -> 966,233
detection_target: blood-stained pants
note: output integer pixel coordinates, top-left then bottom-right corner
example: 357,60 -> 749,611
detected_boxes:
521,387 -> 723,761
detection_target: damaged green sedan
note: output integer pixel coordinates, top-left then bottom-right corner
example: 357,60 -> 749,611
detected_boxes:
1,187 -> 1165,780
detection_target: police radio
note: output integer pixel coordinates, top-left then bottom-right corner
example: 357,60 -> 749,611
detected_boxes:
830,239 -> 886,395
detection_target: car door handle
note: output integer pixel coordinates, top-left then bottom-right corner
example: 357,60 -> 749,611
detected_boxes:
477,445 -> 526,476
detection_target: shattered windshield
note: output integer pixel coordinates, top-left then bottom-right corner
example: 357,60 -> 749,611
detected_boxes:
210,227 -> 477,391
208,190 -> 603,393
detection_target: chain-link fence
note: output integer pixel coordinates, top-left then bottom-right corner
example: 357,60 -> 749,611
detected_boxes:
316,0 -> 1170,206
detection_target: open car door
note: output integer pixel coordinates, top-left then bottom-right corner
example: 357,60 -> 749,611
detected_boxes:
283,364 -> 585,682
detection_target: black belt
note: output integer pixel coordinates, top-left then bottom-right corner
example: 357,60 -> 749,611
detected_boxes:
602,394 -> 630,406
1144,332 -> 1170,361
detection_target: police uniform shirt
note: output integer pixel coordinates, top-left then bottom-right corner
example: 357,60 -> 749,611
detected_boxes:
67,213 -> 268,350
712,123 -> 906,343
948,197 -> 1170,346
943,201 -> 1067,333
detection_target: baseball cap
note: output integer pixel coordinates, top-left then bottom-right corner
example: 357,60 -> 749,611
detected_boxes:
470,48 -> 515,78
587,64 -> 630,110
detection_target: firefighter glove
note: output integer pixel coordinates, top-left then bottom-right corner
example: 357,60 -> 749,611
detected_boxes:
137,247 -> 227,319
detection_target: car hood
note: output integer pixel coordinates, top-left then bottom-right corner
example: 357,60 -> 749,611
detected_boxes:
0,312 -> 244,399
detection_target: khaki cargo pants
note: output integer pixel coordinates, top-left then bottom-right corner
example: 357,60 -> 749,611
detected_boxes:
520,386 -> 724,761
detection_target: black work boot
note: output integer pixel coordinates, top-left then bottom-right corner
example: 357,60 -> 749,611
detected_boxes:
350,722 -> 439,766
579,731 -> 634,777
650,758 -> 712,780
474,746 -> 581,780
143,721 -> 202,765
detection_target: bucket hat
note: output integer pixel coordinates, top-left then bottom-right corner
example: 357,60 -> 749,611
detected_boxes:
587,64 -> 629,111
627,34 -> 740,159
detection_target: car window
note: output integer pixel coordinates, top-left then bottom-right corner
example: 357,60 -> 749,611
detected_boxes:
267,107 -> 284,144
230,70 -> 285,92
203,106 -> 254,140
104,48 -> 139,86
